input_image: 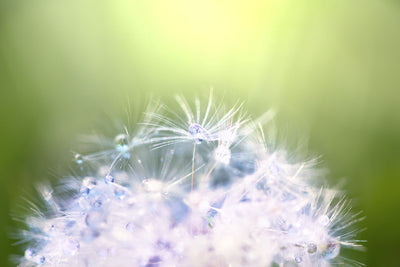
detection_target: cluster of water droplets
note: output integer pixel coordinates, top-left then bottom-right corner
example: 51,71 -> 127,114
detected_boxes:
18,96 -> 362,267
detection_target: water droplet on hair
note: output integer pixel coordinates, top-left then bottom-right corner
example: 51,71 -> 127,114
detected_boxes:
189,123 -> 206,143
82,177 -> 97,188
74,153 -> 83,164
307,243 -> 317,254
24,248 -> 34,260
86,211 -> 106,229
104,175 -> 114,184
322,241 -> 340,259
80,177 -> 97,196
81,228 -> 100,242
41,187 -> 53,202
114,188 -> 126,200
34,255 -> 45,265
294,256 -> 302,263
80,187 -> 90,197
114,134 -> 129,152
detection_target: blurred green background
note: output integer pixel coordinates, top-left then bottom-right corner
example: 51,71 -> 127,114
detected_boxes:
0,0 -> 399,266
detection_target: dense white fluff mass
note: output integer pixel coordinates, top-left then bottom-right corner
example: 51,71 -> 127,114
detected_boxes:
17,93 -> 364,267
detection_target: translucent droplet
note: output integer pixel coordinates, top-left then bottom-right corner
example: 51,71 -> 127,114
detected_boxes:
80,187 -> 90,197
80,177 -> 97,196
82,177 -> 96,186
81,228 -> 100,242
24,248 -> 34,260
125,222 -> 135,232
189,123 -> 206,143
74,153 -> 83,164
318,215 -> 330,226
114,134 -> 129,152
295,256 -> 302,263
62,239 -> 80,256
322,241 -> 340,259
307,243 -> 317,254
114,188 -> 126,200
86,211 -> 106,229
34,255 -> 45,265
104,175 -> 114,184
41,187 -> 53,202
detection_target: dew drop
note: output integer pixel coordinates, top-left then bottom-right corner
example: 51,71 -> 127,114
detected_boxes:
42,187 -> 53,202
322,241 -> 340,259
307,243 -> 317,254
81,228 -> 100,242
80,177 -> 97,196
62,239 -> 80,256
74,153 -> 83,164
80,187 -> 90,197
294,256 -> 302,263
114,134 -> 129,152
189,123 -> 206,143
34,255 -> 45,265
114,188 -> 126,200
86,211 -> 106,229
104,175 -> 114,184
24,248 -> 34,260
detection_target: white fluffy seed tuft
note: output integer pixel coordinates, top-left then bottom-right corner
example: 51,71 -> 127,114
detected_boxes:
16,93 -> 364,267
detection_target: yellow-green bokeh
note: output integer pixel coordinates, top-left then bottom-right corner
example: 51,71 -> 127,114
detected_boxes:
1,0 -> 399,266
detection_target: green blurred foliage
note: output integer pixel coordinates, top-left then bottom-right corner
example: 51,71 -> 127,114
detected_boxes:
0,0 -> 399,266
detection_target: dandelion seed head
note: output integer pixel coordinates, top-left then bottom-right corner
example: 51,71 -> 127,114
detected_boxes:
16,92 -> 364,267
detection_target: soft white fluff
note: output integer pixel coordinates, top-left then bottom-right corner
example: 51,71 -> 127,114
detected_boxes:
17,92 -> 363,267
